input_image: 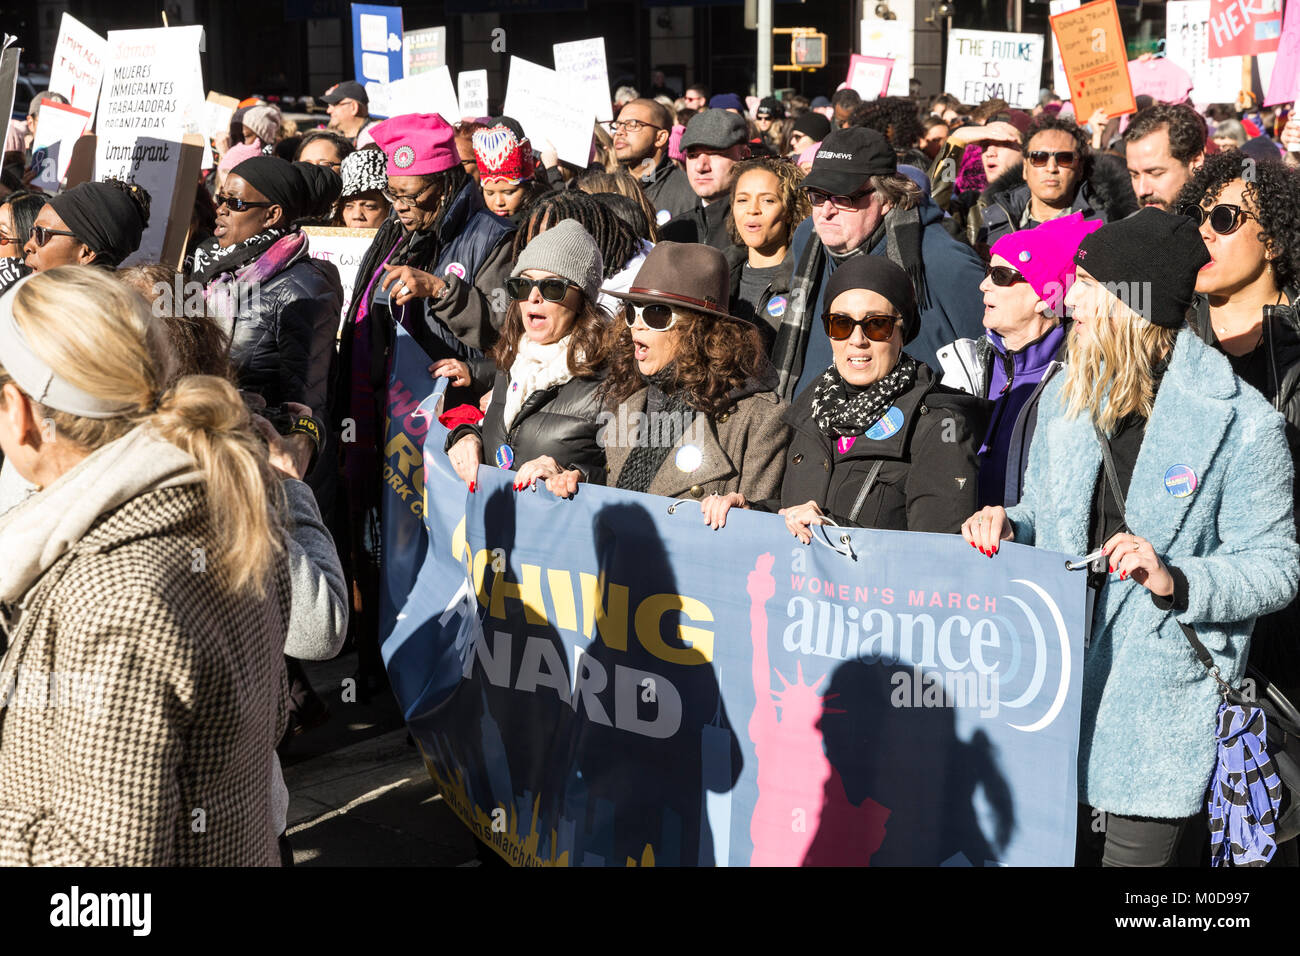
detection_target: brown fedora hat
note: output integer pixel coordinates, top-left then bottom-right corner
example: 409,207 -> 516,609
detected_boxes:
603,241 -> 736,321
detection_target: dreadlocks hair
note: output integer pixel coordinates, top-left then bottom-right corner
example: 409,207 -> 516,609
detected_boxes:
847,96 -> 924,158
512,190 -> 642,280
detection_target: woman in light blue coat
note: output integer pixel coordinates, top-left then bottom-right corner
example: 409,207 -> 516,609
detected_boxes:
963,208 -> 1300,866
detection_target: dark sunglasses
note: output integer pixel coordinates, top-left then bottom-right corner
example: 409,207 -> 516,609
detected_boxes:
1178,202 -> 1259,236
984,265 -> 1027,286
216,194 -> 278,213
505,276 -> 577,302
29,225 -> 80,247
806,187 -> 873,209
822,312 -> 899,342
1027,149 -> 1077,168
621,301 -> 679,331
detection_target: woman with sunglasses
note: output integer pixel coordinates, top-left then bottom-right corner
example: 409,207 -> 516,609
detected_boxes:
705,255 -> 985,539
964,209 -> 1299,866
22,179 -> 150,273
445,221 -> 609,492
575,241 -> 788,504
0,191 -> 45,293
1179,151 -> 1300,711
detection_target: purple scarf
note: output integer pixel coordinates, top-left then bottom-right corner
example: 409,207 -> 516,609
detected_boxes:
202,231 -> 309,324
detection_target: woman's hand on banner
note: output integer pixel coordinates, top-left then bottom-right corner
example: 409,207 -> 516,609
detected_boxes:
429,358 -> 471,388
1102,532 -> 1174,597
381,263 -> 446,307
962,506 -> 1012,556
448,433 -> 483,491
545,469 -> 584,499
701,492 -> 747,530
514,455 -> 560,490
780,499 -> 826,545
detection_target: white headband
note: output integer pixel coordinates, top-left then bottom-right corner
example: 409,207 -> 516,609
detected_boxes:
0,274 -> 137,419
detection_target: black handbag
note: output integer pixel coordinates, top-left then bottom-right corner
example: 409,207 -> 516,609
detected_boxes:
1096,426 -> 1300,843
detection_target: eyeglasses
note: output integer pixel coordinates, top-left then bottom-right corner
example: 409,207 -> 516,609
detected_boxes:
806,187 -> 873,210
606,119 -> 662,134
621,301 -> 680,331
822,312 -> 900,342
381,182 -> 437,206
306,159 -> 342,171
756,111 -> 775,120
1178,202 -> 1259,236
984,265 -> 1028,286
1027,150 -> 1077,168
505,276 -> 578,302
216,194 -> 278,213
29,225 -> 80,247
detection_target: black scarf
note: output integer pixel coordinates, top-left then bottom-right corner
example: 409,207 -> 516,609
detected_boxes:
189,227 -> 287,284
810,354 -> 919,438
616,367 -> 696,494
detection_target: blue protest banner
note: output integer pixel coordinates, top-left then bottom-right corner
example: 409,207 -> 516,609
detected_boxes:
350,3 -> 403,116
381,325 -> 1088,866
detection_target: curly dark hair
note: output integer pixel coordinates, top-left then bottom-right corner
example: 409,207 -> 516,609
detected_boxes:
1123,104 -> 1207,165
490,292 -> 607,381
847,96 -> 924,157
599,307 -> 769,417
512,191 -> 642,278
724,156 -> 810,246
1176,149 -> 1300,291
1023,115 -> 1093,180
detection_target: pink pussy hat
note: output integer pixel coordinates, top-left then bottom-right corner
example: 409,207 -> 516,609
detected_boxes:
990,212 -> 1104,314
368,113 -> 459,177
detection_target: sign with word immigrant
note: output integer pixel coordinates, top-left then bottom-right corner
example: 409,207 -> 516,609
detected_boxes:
1166,0 -> 1245,104
553,37 -> 613,125
944,29 -> 1044,109
1207,0 -> 1282,58
502,56 -> 594,168
380,326 -> 1088,867
48,13 -> 107,118
1051,0 -> 1137,119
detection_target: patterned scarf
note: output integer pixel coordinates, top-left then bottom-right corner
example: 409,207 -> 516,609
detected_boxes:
1208,701 -> 1284,866
810,354 -> 918,438
198,230 -> 308,330
189,226 -> 287,285
616,367 -> 696,494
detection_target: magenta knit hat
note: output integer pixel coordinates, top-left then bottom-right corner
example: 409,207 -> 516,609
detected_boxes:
990,212 -> 1103,313
369,113 -> 459,177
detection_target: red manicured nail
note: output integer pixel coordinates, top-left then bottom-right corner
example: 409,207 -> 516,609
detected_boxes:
469,482 -> 475,493
992,547 -> 998,555
1120,570 -> 1127,580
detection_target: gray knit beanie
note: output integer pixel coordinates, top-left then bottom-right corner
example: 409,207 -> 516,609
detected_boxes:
511,220 -> 604,304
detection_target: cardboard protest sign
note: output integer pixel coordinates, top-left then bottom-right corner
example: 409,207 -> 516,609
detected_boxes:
1207,0 -> 1282,58
29,101 -> 93,193
457,70 -> 488,119
944,30 -> 1044,108
351,3 -> 404,115
1050,0 -> 1137,119
860,18 -> 912,97
1166,0 -> 1245,104
48,13 -> 107,117
1049,0 -> 1082,96
502,56 -> 594,167
847,54 -> 894,99
403,26 -> 446,76
303,226 -> 379,338
553,37 -> 613,125
384,66 -> 460,121
0,38 -> 19,131
1264,0 -> 1300,105
204,91 -> 239,141
1127,56 -> 1193,104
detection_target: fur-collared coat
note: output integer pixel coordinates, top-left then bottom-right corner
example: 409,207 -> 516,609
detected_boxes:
1005,331 -> 1299,817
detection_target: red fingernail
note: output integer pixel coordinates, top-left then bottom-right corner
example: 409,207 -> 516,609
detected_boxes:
970,541 -> 977,549
979,547 -> 986,555
469,482 -> 475,493
992,547 -> 998,555
1120,570 -> 1127,580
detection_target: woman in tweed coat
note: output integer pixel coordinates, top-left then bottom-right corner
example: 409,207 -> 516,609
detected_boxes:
0,268 -> 290,866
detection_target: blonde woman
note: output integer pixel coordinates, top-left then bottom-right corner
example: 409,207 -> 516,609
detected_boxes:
963,208 -> 1300,866
0,267 -> 290,865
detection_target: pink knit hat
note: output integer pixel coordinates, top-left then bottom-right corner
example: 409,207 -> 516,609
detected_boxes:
667,124 -> 686,162
219,142 -> 263,176
369,113 -> 459,177
990,212 -> 1103,313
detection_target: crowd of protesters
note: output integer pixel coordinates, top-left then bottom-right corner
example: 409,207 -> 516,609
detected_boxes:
2,57 -> 1300,869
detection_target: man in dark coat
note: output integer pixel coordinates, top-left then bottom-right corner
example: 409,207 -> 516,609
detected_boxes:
659,109 -> 749,267
613,98 -> 695,226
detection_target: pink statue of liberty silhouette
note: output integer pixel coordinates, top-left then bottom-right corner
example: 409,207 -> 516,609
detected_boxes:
746,552 -> 891,866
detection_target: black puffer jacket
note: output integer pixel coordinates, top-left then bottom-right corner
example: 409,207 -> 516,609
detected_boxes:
453,370 -> 608,484
229,256 -> 344,413
767,362 -> 989,532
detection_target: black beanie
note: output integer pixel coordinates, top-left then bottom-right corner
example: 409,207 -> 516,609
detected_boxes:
49,180 -> 151,266
1073,207 -> 1210,328
231,156 -> 342,222
792,112 -> 831,142
823,254 -> 919,344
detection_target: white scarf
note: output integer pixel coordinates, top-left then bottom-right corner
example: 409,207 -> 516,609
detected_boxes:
501,334 -> 575,433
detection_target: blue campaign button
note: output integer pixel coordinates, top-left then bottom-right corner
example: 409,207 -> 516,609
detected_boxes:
866,406 -> 904,440
1164,464 -> 1197,498
496,444 -> 515,469
766,295 -> 788,318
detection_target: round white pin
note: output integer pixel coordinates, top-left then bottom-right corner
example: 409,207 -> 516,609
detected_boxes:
675,444 -> 703,472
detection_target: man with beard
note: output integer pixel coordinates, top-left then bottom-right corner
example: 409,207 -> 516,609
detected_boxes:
611,98 -> 695,226
1123,103 -> 1207,212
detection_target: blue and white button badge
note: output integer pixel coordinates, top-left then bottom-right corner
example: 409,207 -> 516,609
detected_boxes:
866,406 -> 904,441
1164,464 -> 1197,498
766,295 -> 788,319
496,444 -> 515,469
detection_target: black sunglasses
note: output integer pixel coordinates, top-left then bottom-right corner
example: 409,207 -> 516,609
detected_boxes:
505,276 -> 577,302
216,194 -> 278,213
29,225 -> 80,247
985,265 -> 1027,286
1027,150 -> 1077,168
806,187 -> 873,209
822,312 -> 899,342
1178,202 -> 1259,236
621,301 -> 679,331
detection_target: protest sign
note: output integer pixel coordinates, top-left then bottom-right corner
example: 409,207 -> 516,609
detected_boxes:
0,38 -> 19,132
204,91 -> 239,141
1207,0 -> 1282,58
1050,0 -> 1137,119
48,13 -> 107,117
847,54 -> 894,99
95,26 -> 206,266
303,226 -> 378,338
1127,55 -> 1193,103
502,56 -> 594,167
380,326 -> 1088,867
944,29 -> 1044,109
1166,0 -> 1246,104
1049,0 -> 1081,96
403,26 -> 446,76
383,66 -> 460,122
860,18 -> 912,97
457,70 -> 489,118
29,101 -> 92,193
351,3 -> 404,115
553,37 -> 613,125
1264,0 -> 1300,105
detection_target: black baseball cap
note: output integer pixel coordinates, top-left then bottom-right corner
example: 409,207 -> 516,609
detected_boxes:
321,80 -> 368,105
802,127 -> 897,195
756,96 -> 785,119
